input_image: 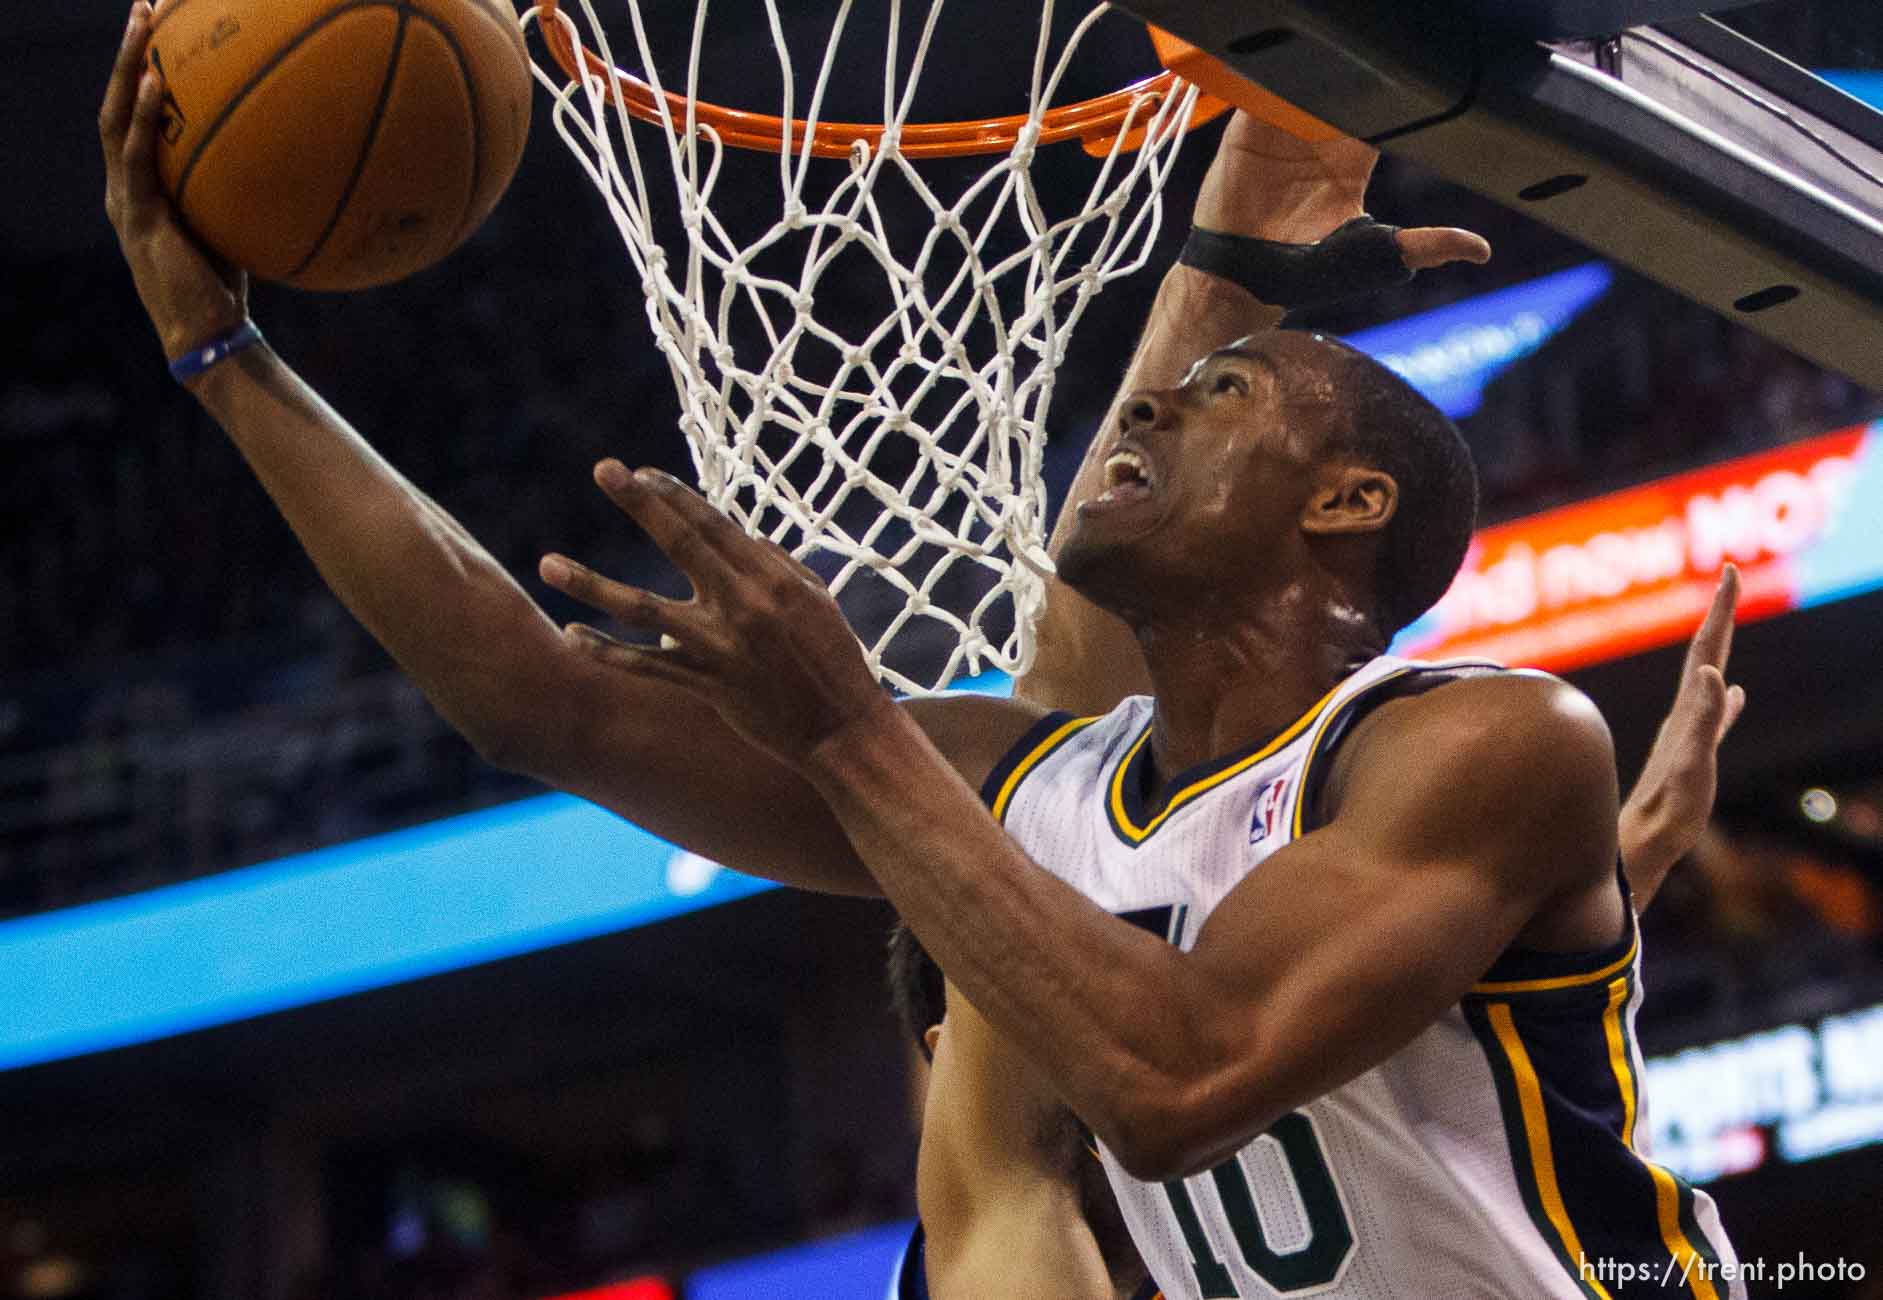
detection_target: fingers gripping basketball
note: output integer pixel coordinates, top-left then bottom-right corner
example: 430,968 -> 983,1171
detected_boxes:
146,0 -> 531,291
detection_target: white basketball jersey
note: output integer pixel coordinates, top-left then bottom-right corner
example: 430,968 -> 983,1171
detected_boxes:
982,655 -> 1743,1300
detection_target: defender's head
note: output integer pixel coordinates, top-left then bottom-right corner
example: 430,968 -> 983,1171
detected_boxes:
1058,329 -> 1477,642
888,920 -> 946,1061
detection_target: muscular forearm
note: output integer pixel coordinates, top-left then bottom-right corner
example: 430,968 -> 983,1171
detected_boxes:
806,703 -> 1196,1154
188,345 -> 565,760
190,374 -> 882,890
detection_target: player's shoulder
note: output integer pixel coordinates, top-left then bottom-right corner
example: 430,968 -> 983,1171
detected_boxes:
902,691 -> 1063,795
1346,666 -> 1606,762
1327,668 -> 1618,870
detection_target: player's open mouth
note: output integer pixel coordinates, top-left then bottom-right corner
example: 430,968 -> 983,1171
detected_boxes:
1082,443 -> 1156,515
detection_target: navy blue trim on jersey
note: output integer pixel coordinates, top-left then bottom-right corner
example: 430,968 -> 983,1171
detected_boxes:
1474,872 -> 1638,995
1103,681 -> 1344,848
1463,997 -> 1608,1298
1105,700 -> 1325,847
1109,721 -> 1290,839
1467,974 -> 1729,1296
1675,1179 -> 1727,1289
1118,904 -> 1188,945
1613,994 -> 1729,1290
1286,662 -> 1643,1002
1293,662 -> 1504,837
979,709 -> 1089,822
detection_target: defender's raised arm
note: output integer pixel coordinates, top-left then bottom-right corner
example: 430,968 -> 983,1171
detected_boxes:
1017,115 -> 1490,715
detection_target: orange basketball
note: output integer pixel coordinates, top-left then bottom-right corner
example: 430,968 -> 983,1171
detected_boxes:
147,0 -> 532,291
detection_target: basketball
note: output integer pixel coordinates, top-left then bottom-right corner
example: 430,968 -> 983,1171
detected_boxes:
146,0 -> 532,292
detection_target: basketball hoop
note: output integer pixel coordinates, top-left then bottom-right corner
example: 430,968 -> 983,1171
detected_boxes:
522,1 -> 1215,692
531,3 -> 1227,159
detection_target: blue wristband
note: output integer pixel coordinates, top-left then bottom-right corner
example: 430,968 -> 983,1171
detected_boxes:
169,320 -> 263,383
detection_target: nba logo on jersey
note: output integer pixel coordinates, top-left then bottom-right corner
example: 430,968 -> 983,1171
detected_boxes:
1249,777 -> 1288,845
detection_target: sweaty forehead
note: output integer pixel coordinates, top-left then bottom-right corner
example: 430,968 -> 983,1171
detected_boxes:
1182,339 -> 1279,386
1188,331 -> 1343,406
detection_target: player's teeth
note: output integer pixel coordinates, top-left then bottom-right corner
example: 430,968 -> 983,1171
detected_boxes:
1104,451 -> 1149,488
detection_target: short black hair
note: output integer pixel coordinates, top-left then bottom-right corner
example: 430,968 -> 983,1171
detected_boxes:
1298,336 -> 1478,637
887,919 -> 946,1060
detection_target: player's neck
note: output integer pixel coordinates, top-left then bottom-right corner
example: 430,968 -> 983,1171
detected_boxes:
1134,586 -> 1379,782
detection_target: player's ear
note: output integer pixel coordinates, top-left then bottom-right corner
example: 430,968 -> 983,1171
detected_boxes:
923,1023 -> 943,1057
1301,465 -> 1397,536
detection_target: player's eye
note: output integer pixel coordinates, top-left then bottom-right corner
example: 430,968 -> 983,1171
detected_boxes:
1212,370 -> 1248,396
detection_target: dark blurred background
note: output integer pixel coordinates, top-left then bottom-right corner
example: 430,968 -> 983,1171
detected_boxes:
4,1 -> 1883,1297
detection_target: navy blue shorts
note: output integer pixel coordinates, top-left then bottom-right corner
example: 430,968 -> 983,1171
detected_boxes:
893,1223 -> 1162,1300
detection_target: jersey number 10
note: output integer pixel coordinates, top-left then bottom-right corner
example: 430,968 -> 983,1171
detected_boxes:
1161,1112 -> 1355,1297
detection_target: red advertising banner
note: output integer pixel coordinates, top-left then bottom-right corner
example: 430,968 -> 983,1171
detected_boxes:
1397,426 -> 1871,672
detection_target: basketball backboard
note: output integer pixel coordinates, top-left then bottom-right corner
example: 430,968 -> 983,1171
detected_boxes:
1121,0 -> 1883,388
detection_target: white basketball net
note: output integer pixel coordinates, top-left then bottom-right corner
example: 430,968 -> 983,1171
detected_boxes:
524,1 -> 1202,692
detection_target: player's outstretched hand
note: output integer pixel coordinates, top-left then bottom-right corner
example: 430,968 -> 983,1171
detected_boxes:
102,0 -> 248,366
1618,566 -> 1748,907
1194,111 -> 1490,279
541,462 -> 888,765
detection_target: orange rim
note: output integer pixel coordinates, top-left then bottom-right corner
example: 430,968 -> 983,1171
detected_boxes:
531,0 -> 1229,159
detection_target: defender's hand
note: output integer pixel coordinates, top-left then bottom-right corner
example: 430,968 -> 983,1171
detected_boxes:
102,1 -> 248,367
1619,566 -> 1747,903
540,462 -> 888,766
1193,111 -> 1490,273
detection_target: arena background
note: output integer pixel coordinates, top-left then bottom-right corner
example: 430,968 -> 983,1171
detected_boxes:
3,1 -> 1882,1296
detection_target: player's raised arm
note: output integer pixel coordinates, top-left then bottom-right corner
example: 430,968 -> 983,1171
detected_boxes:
1016,115 -> 1489,715
99,1 -> 884,895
